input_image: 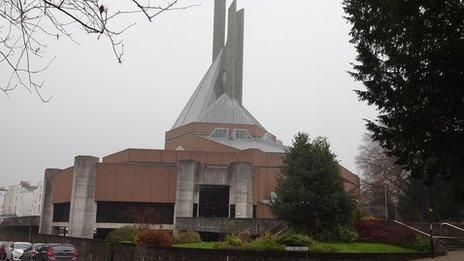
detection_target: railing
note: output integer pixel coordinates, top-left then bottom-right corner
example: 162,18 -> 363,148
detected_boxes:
440,223 -> 464,237
393,220 -> 432,238
269,221 -> 288,238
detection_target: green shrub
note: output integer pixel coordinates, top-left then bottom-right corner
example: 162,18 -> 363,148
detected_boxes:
410,235 -> 431,252
278,232 -> 314,246
224,234 -> 244,248
105,226 -> 138,249
174,230 -> 202,244
337,226 -> 358,243
136,229 -> 173,248
309,243 -> 337,253
244,235 -> 283,251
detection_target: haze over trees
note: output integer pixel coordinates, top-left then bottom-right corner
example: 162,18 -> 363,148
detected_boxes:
356,133 -> 407,219
356,133 -> 464,221
271,132 -> 356,239
0,0 -> 193,100
344,1 -> 464,203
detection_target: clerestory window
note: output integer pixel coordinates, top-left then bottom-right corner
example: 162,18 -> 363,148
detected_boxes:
234,129 -> 252,140
210,128 -> 229,139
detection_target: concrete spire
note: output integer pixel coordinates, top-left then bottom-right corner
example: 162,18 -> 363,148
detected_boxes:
224,0 -> 237,100
235,9 -> 244,105
212,0 -> 226,62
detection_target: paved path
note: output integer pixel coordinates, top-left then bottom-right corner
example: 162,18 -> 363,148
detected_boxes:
415,251 -> 464,260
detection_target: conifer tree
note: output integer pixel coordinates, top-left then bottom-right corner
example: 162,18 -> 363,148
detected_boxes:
344,0 -> 464,200
271,132 -> 356,236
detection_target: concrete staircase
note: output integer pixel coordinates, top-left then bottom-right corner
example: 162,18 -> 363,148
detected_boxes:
436,236 -> 464,251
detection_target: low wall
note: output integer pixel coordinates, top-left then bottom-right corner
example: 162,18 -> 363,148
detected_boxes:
175,217 -> 282,235
0,228 -> 441,261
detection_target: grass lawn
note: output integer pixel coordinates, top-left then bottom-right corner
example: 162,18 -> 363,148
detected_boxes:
314,242 -> 415,253
174,242 -> 415,253
173,242 -> 217,249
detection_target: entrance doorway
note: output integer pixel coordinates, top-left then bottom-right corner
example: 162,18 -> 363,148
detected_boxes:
199,185 -> 229,217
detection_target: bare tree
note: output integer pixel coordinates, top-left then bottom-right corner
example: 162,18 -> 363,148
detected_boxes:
356,133 -> 408,218
0,0 -> 196,100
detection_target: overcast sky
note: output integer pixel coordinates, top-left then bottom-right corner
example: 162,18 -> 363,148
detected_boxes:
0,0 -> 377,187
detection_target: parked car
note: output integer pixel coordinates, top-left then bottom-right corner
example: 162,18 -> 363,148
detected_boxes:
0,242 -> 13,261
20,244 -> 45,261
3,242 -> 31,261
35,244 -> 78,261
0,242 -> 9,260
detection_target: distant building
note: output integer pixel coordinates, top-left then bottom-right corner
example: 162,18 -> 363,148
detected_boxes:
2,181 -> 43,217
39,0 -> 361,240
0,187 -> 7,215
31,181 -> 44,216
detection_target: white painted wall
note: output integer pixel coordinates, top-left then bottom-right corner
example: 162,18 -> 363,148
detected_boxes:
0,189 -> 7,215
1,182 -> 43,217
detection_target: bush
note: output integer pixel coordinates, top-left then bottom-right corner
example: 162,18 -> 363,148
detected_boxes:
336,226 -> 358,243
105,226 -> 138,249
224,234 -> 244,247
309,243 -> 337,253
174,230 -> 202,244
410,235 -> 431,252
278,232 -> 314,246
355,219 -> 419,249
136,229 -> 173,248
237,230 -> 252,243
244,235 -> 283,251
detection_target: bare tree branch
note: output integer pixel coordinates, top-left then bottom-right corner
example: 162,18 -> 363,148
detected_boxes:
0,0 -> 198,100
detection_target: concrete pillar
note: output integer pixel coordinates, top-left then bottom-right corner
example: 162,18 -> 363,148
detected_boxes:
68,156 -> 98,238
235,9 -> 245,105
223,0 -> 237,100
39,168 -> 62,234
174,160 -> 199,219
212,0 -> 226,62
230,163 -> 253,218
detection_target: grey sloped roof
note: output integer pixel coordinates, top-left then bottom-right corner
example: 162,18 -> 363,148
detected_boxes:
172,50 -> 264,130
206,137 -> 287,153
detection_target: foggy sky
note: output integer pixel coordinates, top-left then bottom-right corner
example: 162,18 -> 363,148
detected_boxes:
0,0 -> 377,187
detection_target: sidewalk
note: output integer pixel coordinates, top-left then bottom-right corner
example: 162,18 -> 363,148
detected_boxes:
415,251 -> 464,260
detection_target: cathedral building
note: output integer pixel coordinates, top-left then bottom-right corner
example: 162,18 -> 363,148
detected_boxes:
39,0 -> 360,239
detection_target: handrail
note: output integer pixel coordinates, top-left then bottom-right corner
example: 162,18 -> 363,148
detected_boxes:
393,220 -> 432,238
440,222 -> 464,236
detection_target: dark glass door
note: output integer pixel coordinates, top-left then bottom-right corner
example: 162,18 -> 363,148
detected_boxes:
199,185 -> 230,217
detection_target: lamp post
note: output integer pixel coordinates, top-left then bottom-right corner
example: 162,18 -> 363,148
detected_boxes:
429,208 -> 434,258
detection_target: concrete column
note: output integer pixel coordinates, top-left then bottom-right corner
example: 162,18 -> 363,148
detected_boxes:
68,156 -> 98,239
212,0 -> 226,62
39,168 -> 62,234
235,9 -> 245,105
230,163 -> 253,218
174,160 -> 199,219
223,0 -> 237,100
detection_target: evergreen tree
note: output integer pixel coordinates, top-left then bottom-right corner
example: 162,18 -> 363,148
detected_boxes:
270,133 -> 356,236
343,1 -> 464,200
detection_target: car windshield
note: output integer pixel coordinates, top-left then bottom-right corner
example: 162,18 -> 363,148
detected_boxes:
51,245 -> 75,251
13,243 -> 31,249
34,245 -> 44,251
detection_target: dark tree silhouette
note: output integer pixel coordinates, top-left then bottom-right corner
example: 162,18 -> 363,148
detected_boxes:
344,0 -> 464,200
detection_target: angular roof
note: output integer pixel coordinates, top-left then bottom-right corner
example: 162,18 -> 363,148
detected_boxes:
172,50 -> 265,130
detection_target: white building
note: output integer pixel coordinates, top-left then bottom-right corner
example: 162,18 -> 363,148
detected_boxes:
31,181 -> 44,216
2,181 -> 43,217
0,187 -> 8,215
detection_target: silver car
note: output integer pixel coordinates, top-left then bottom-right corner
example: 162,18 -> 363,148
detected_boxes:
5,242 -> 31,261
